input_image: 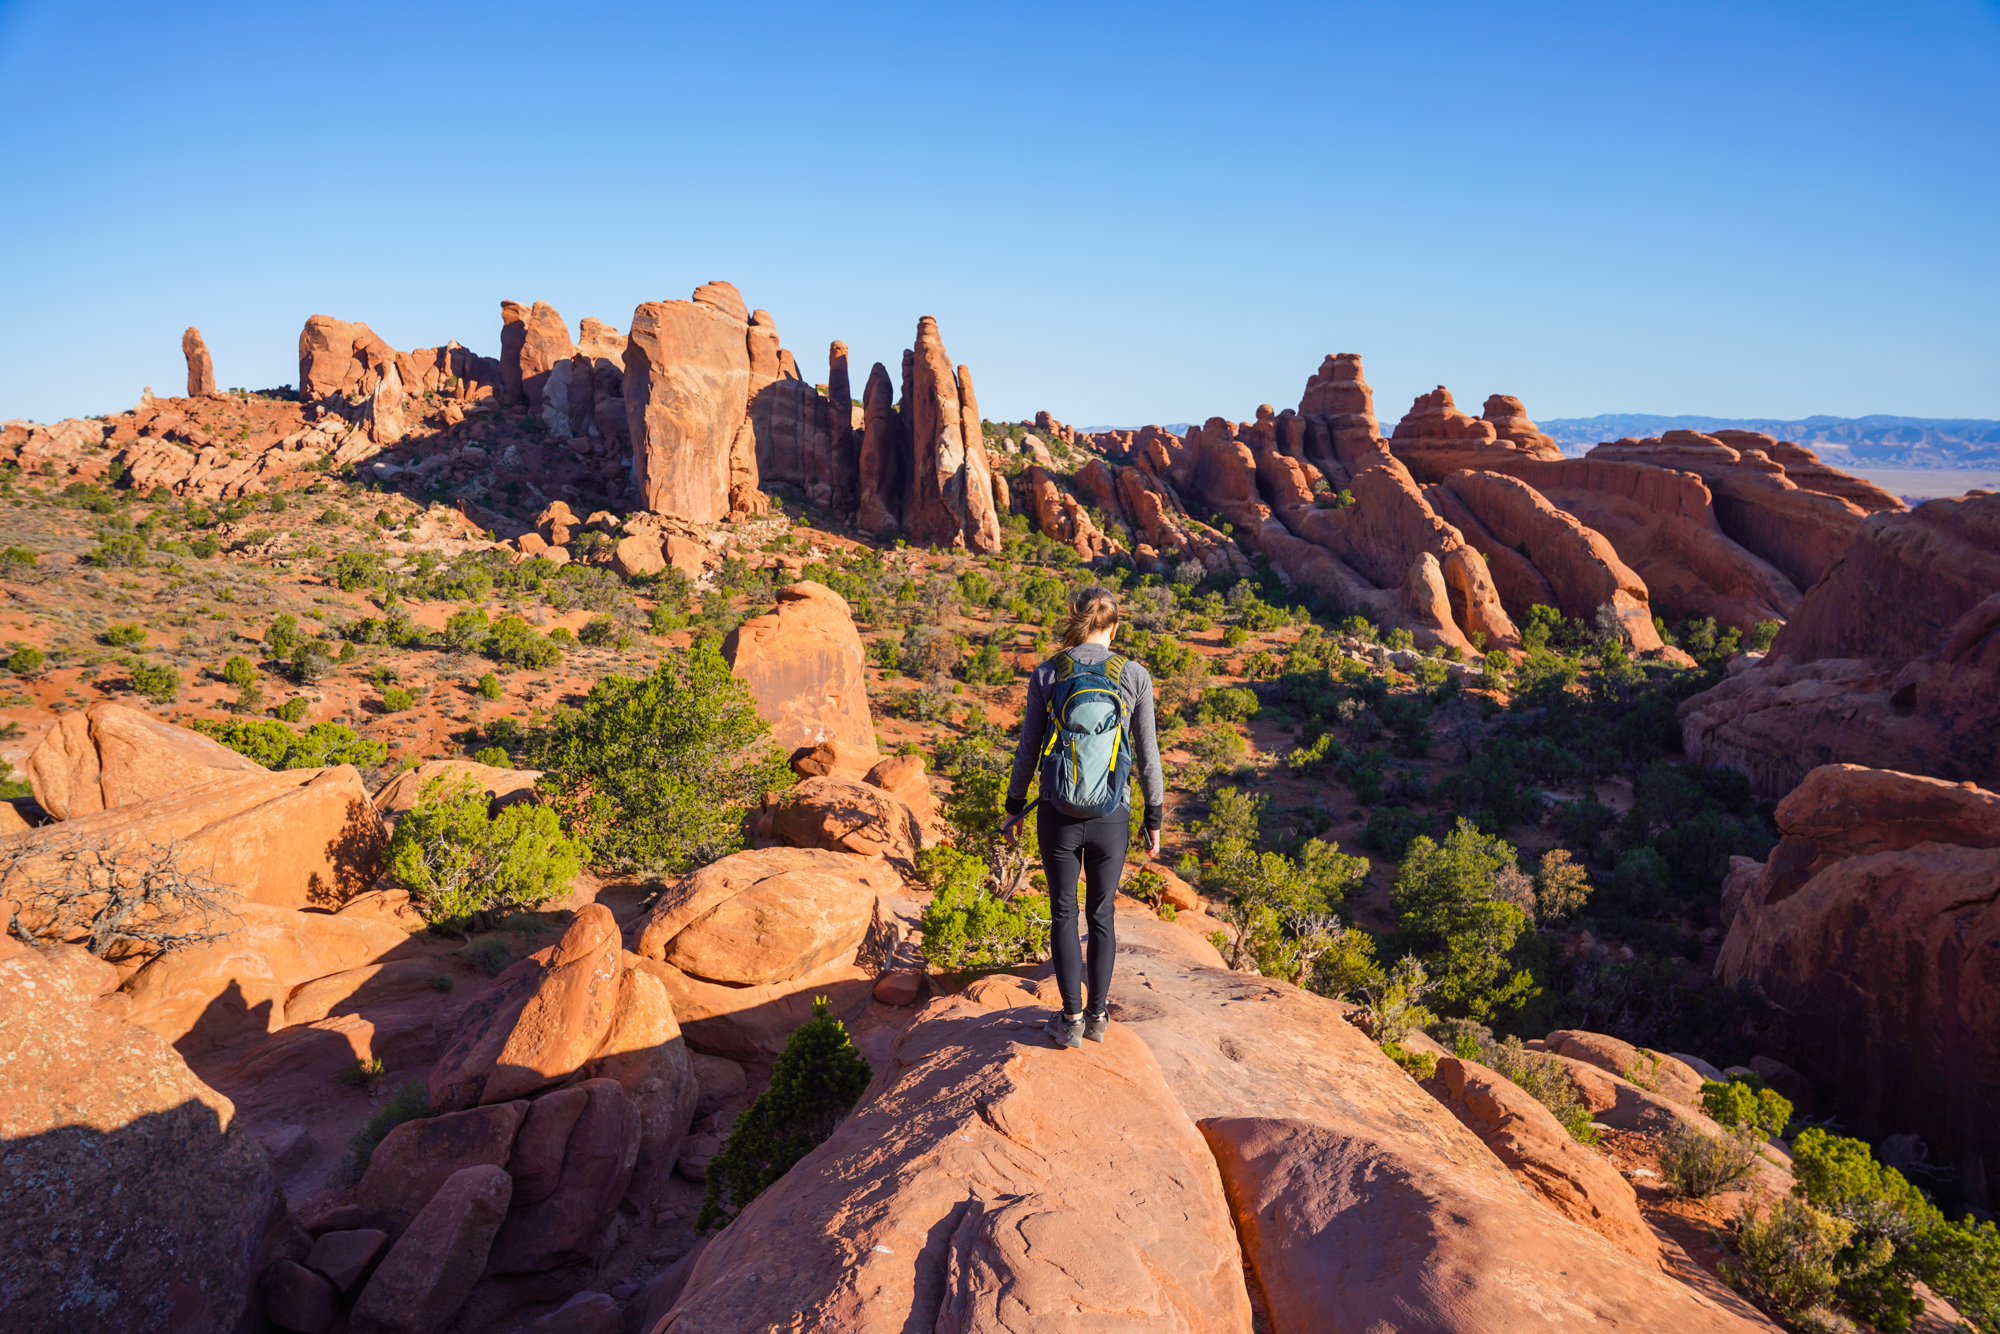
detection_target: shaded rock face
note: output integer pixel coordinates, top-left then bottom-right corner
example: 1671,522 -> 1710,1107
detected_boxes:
624,295 -> 752,524
1681,496 -> 2000,797
0,939 -> 292,1332
894,318 -> 1002,554
350,1164 -> 512,1334
501,300 -> 577,413
1716,764 -> 2000,1207
656,995 -> 1255,1332
721,581 -> 878,759
183,326 -> 216,397
855,360 -> 904,535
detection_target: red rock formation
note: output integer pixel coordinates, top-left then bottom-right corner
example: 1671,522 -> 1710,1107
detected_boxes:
183,326 -> 216,396
500,301 -> 576,414
902,318 -> 1002,553
1481,394 -> 1557,452
29,699 -> 264,818
1439,470 -> 1664,650
1716,764 -> 2000,1207
298,315 -> 402,403
623,295 -> 752,523
855,361 -> 902,536
1709,431 -> 1903,513
721,581 -> 879,761
1681,495 -> 2000,795
1024,465 -> 1119,559
656,994 -> 1255,1332
827,340 -> 856,511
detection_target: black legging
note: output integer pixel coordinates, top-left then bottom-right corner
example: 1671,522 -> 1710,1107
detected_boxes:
1039,810 -> 1129,1017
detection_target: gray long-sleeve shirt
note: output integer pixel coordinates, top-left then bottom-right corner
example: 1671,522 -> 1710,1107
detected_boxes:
1006,643 -> 1165,829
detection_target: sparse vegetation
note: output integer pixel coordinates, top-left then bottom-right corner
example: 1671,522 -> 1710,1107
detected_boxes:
384,774 -> 585,933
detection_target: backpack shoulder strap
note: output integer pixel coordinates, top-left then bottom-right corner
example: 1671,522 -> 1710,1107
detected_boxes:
1051,649 -> 1078,683
1104,653 -> 1129,686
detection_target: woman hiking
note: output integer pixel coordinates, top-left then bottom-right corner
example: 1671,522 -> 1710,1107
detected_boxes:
1000,586 -> 1164,1050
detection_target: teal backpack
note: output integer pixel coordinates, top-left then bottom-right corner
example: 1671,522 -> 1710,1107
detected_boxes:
1036,650 -> 1134,819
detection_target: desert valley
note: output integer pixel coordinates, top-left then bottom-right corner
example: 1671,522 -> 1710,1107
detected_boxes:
0,281 -> 1994,1334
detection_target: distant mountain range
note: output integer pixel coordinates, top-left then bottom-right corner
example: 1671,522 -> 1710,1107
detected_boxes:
1538,414 -> 2000,467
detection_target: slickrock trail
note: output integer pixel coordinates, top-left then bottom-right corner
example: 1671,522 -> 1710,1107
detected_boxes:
1,288 -> 1994,1333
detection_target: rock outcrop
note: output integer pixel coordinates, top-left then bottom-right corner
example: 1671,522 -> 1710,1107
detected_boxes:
28,699 -> 265,819
628,846 -> 900,1059
624,291 -> 754,523
0,937 -> 295,1331
1715,764 -> 2000,1207
184,326 -> 216,397
654,995 -> 1256,1332
721,581 -> 878,760
1681,494 -> 2000,796
763,774 -> 923,873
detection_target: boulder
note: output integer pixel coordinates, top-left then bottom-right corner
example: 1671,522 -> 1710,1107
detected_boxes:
283,959 -> 446,1024
1430,1056 -> 1656,1262
371,759 -> 541,831
505,1087 -> 588,1207
629,846 -> 900,985
427,904 -> 623,1111
655,996 -> 1253,1332
355,1101 -> 529,1237
122,901 -> 412,1050
789,739 -> 874,780
304,1228 -> 389,1298
486,1078 -> 640,1274
349,1164 -> 512,1334
27,700 -> 265,819
0,940 -> 292,1332
183,326 -> 217,397
8,764 -> 385,914
721,581 -> 878,760
624,291 -> 752,523
529,1289 -> 623,1334
863,752 -> 938,827
637,948 -> 880,1062
585,961 -> 700,1197
690,1053 -> 748,1119
767,775 -> 921,872
1715,764 -> 2000,1208
266,1258 -> 339,1333
610,533 -> 667,577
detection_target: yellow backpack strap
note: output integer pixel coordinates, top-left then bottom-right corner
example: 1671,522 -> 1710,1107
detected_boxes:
1105,653 -> 1128,685
1052,649 -> 1077,682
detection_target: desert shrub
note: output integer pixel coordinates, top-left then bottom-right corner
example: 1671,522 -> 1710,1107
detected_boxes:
867,636 -> 900,670
1533,847 -> 1594,922
1725,1195 -> 1863,1326
1382,627 -> 1414,651
385,775 -> 585,933
219,654 -> 255,688
0,833 -> 239,958
329,550 -> 385,592
1787,1127 -> 1956,1330
463,935 -> 515,976
0,546 -> 40,577
275,696 -> 310,723
916,845 -> 1051,970
1192,685 -> 1258,725
344,1083 -> 430,1180
485,614 -> 563,669
84,534 -> 148,567
520,641 -> 790,876
1380,1041 -> 1438,1078
441,606 -> 489,653
101,622 -> 146,647
288,640 -> 335,684
264,613 -> 306,658
128,661 -> 180,702
195,719 -> 386,770
379,686 -> 414,712
476,672 -> 502,700
6,645 -> 43,675
1353,954 -> 1439,1045
472,745 -> 509,766
1364,805 -> 1428,859
1390,819 -> 1535,1022
579,614 -> 617,646
697,997 -> 872,1232
548,626 -> 576,646
1702,1077 -> 1792,1138
1659,1118 -> 1762,1198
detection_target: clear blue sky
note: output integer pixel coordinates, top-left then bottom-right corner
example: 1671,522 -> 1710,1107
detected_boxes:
2,1 -> 1996,428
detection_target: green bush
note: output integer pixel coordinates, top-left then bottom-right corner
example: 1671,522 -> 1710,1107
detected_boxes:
344,1082 -> 430,1180
1701,1077 -> 1792,1138
463,935 -> 515,976
385,774 -> 585,933
220,654 -> 255,688
485,614 -> 563,669
128,661 -> 180,703
697,997 -> 872,1232
288,640 -> 335,684
579,614 -> 617,646
1390,819 -> 1535,1021
441,606 -> 489,653
1353,954 -> 1438,1045
1193,685 -> 1258,724
1474,1034 -> 1601,1145
275,696 -> 309,723
195,719 -> 387,770
380,686 -> 415,712
102,622 -> 146,647
1725,1195 -> 1863,1325
1380,1041 -> 1437,1078
520,641 -> 790,876
7,646 -> 43,676
476,672 -> 503,700
917,845 -> 1051,970
472,745 -> 509,767
1364,805 -> 1428,859
85,534 -> 148,567
1659,1118 -> 1762,1198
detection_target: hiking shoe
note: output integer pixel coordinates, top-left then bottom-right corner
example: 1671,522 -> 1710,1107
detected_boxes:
1044,1013 -> 1083,1050
1082,1010 -> 1111,1043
